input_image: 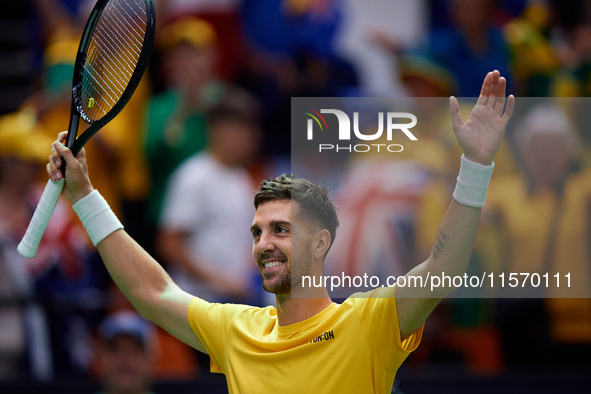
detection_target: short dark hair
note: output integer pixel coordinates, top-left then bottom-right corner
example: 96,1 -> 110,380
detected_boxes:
254,174 -> 339,251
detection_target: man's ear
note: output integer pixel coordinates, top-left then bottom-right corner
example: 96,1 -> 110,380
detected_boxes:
313,229 -> 331,262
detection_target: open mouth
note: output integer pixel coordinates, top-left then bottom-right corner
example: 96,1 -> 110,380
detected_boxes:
263,260 -> 284,268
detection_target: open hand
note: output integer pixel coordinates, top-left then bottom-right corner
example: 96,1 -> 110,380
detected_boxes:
449,70 -> 515,165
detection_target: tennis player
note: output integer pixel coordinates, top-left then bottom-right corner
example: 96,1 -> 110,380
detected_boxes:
47,70 -> 513,393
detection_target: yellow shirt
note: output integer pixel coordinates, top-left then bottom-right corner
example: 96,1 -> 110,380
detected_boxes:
187,286 -> 423,394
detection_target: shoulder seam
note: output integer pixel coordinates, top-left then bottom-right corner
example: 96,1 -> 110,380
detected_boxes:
352,298 -> 389,371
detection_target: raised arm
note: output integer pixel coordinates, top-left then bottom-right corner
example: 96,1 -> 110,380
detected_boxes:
395,71 -> 515,339
47,132 -> 206,353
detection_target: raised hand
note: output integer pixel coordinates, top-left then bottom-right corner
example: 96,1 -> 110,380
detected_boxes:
47,131 -> 94,204
449,70 -> 515,166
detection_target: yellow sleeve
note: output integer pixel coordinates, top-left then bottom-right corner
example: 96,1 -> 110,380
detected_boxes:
352,287 -> 424,371
187,297 -> 252,373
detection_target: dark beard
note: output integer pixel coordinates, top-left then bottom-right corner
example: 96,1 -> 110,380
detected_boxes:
262,264 -> 291,294
261,248 -> 311,295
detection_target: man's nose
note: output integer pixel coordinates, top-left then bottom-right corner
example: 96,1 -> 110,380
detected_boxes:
257,230 -> 275,254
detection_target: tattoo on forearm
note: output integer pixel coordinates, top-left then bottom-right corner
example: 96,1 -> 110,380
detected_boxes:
432,229 -> 449,260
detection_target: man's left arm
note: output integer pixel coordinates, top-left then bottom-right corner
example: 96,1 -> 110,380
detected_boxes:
395,70 -> 515,340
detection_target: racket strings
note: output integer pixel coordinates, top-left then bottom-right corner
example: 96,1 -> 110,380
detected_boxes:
86,1 -> 145,102
99,11 -> 143,57
88,31 -> 135,90
108,4 -> 145,50
80,0 -> 148,122
93,23 -> 140,75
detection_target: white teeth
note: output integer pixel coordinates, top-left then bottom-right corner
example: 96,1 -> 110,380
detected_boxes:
264,261 -> 283,268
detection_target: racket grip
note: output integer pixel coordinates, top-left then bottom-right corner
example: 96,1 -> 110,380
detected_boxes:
17,178 -> 65,258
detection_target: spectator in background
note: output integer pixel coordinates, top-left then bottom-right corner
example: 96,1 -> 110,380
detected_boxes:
157,94 -> 263,307
0,109 -> 104,380
548,18 -> 591,162
397,52 -> 458,98
94,311 -> 156,394
342,0 -> 428,97
159,0 -> 244,82
550,21 -> 591,98
502,1 -> 560,96
484,103 -> 591,365
144,17 -> 231,229
427,0 -> 512,96
0,109 -> 52,381
238,0 -> 358,167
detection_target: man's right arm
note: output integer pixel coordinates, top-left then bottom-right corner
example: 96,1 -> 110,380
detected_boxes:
97,229 -> 206,353
48,132 -> 206,353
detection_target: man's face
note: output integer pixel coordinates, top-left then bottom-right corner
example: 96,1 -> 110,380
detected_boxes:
251,200 -> 315,294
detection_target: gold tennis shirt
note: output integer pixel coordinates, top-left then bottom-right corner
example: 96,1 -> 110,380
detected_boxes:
188,286 -> 423,393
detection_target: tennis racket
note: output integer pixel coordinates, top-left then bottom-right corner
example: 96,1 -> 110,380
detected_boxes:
17,0 -> 155,258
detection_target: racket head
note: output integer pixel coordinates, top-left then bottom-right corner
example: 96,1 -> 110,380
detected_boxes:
67,0 -> 155,155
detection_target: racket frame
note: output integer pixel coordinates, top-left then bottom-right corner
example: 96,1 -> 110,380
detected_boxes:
66,0 -> 155,156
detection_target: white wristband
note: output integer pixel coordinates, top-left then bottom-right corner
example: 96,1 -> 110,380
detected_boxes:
73,190 -> 123,246
452,154 -> 494,208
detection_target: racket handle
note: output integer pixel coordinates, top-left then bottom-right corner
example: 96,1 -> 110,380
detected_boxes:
17,178 -> 65,258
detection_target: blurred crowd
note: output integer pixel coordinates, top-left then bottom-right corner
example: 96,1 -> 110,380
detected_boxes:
1,0 -> 591,388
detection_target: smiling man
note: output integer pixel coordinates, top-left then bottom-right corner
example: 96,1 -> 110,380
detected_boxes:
46,71 -> 513,393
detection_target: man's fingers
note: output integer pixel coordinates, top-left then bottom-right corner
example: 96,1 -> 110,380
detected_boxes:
50,132 -> 87,181
50,132 -> 69,168
502,95 -> 515,127
480,72 -> 492,95
76,147 -> 87,162
476,72 -> 492,107
57,131 -> 68,143
50,144 -> 61,168
449,96 -> 464,132
48,155 -> 63,181
489,71 -> 499,104
489,71 -> 500,110
494,77 -> 507,115
53,141 -> 79,169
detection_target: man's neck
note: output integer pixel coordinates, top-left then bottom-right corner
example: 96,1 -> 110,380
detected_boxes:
275,288 -> 332,326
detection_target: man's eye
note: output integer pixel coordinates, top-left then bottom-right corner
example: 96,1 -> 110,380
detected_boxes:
276,227 -> 287,234
252,230 -> 261,237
